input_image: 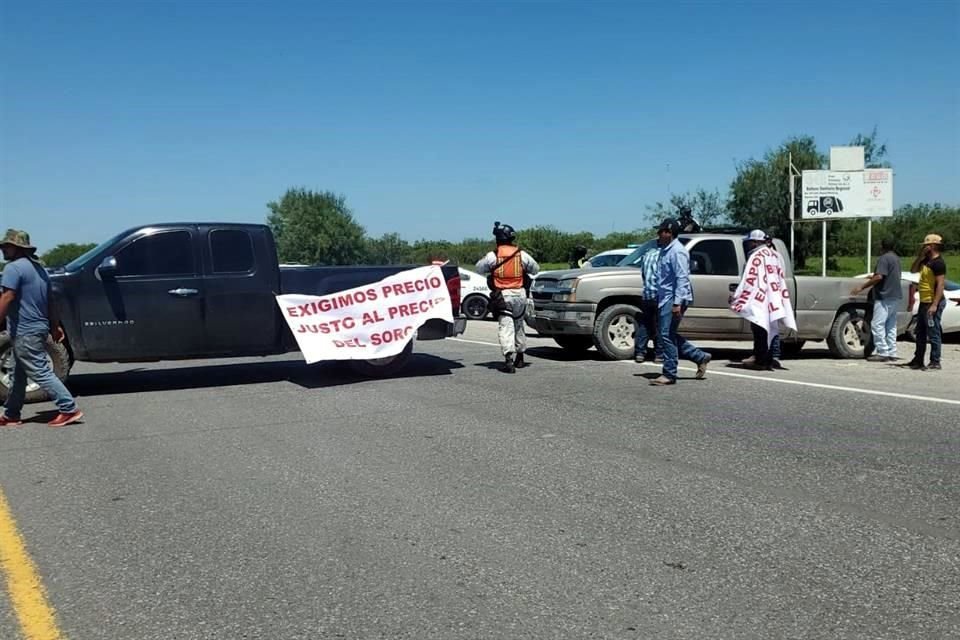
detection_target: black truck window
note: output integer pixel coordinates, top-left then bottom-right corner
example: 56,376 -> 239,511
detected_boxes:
115,231 -> 194,277
210,229 -> 255,273
689,239 -> 739,276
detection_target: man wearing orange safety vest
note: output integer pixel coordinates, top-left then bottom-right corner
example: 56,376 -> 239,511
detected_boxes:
475,222 -> 540,373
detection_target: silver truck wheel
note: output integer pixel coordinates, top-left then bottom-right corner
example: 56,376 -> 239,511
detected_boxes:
462,294 -> 489,320
826,309 -> 874,359
553,336 -> 594,352
0,334 -> 73,403
592,304 -> 640,360
347,341 -> 414,377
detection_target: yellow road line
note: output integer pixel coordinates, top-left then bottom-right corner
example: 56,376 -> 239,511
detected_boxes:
0,486 -> 64,640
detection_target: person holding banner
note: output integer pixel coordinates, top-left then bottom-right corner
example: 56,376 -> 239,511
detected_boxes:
731,230 -> 797,371
476,222 -> 540,373
764,232 -> 783,366
649,218 -> 711,386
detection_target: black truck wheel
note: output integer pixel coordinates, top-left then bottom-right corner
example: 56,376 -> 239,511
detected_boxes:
0,334 -> 73,403
347,341 -> 415,377
826,309 -> 874,359
592,304 -> 640,360
462,294 -> 489,320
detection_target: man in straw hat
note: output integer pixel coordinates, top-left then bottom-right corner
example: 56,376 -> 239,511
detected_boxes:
904,233 -> 948,371
0,229 -> 83,427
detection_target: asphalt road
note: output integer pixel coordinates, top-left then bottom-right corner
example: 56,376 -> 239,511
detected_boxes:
1,322 -> 958,639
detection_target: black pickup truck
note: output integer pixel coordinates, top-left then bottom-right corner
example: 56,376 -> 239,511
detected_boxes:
0,223 -> 466,402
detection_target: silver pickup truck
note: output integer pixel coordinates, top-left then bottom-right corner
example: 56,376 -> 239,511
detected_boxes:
529,233 -> 912,360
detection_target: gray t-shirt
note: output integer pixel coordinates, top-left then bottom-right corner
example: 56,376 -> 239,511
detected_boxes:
873,252 -> 902,301
1,257 -> 51,338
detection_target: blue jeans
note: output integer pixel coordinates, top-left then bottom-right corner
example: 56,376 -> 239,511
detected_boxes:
657,303 -> 708,380
634,299 -> 662,360
871,298 -> 900,357
3,333 -> 77,418
914,299 -> 946,364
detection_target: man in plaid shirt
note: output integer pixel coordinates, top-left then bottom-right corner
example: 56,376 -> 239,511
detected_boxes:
634,243 -> 663,364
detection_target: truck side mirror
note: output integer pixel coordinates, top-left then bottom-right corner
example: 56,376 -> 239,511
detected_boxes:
97,256 -> 118,278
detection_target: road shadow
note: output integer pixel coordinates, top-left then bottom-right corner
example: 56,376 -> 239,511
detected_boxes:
631,371 -> 700,382
525,346 -> 609,362
473,360 -> 539,371
698,346 -> 833,362
526,344 -> 837,364
633,371 -> 661,380
724,362 -> 792,372
66,354 -> 464,399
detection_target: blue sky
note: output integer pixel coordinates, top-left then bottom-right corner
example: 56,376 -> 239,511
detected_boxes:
1,0 -> 957,251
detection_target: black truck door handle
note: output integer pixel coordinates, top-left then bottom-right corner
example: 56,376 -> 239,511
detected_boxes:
729,283 -> 739,292
167,288 -> 199,298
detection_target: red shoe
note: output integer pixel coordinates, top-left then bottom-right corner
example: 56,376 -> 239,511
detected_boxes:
0,414 -> 24,427
48,410 -> 84,428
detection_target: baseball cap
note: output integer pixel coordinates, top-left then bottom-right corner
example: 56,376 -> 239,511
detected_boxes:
922,233 -> 944,246
746,229 -> 766,241
656,218 -> 680,236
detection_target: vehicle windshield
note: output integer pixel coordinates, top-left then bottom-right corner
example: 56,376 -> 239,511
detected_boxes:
946,279 -> 960,292
588,253 -> 628,267
616,237 -> 690,267
64,230 -> 127,272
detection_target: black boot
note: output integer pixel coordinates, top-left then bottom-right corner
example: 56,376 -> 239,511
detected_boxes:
514,352 -> 527,369
501,354 -> 516,373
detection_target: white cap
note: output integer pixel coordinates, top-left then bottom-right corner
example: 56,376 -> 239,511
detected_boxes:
747,229 -> 766,241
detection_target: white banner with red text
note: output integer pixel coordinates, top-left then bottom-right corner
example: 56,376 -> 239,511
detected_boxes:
276,266 -> 453,363
729,246 -> 797,343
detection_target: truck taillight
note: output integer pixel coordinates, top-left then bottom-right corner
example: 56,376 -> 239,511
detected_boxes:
446,275 -> 461,315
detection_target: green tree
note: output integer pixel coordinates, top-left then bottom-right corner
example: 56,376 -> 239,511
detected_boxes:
40,243 -> 98,267
267,188 -> 367,265
515,225 -> 569,263
408,239 -> 455,265
646,189 -> 729,229
728,135 -> 826,267
448,237 -> 492,267
593,230 -> 654,252
849,126 -> 889,168
875,203 -> 960,254
364,232 -> 412,265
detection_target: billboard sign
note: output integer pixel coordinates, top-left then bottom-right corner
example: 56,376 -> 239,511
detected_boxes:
801,169 -> 893,219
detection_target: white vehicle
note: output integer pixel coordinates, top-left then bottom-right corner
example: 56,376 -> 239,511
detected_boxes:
855,271 -> 960,336
459,267 -> 494,320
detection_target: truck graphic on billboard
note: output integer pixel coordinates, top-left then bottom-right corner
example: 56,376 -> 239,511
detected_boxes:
806,196 -> 844,217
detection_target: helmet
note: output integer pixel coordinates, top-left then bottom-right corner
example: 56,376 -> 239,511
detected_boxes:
656,218 -> 681,237
493,221 -> 516,244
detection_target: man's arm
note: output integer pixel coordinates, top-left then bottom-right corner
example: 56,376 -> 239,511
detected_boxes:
474,252 -> 495,275
521,251 -> 540,276
910,246 -> 929,273
48,294 -> 64,342
0,288 -> 15,330
0,265 -> 21,331
673,250 -> 691,313
929,274 -> 946,315
852,273 -> 882,295
930,274 -> 947,311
